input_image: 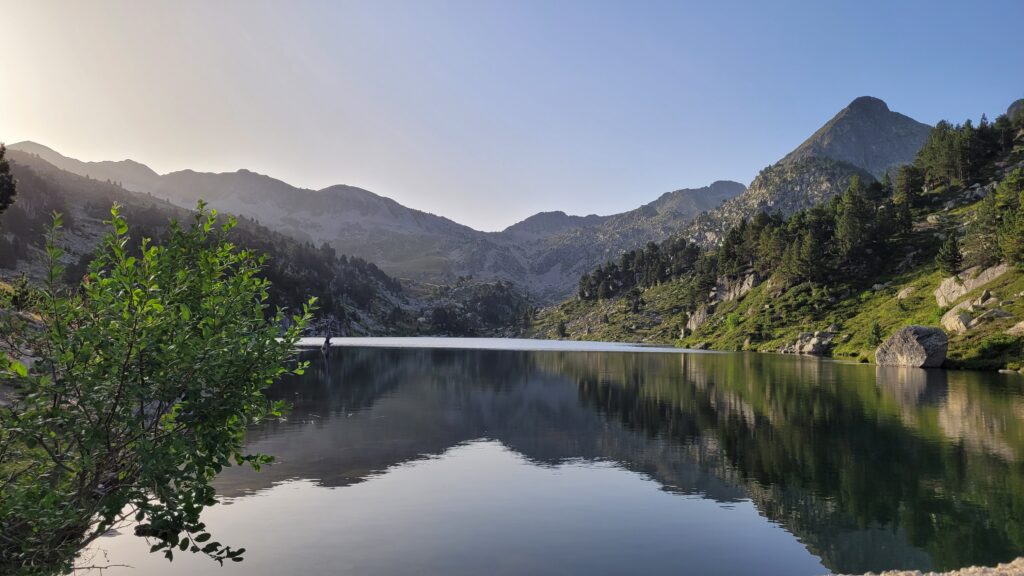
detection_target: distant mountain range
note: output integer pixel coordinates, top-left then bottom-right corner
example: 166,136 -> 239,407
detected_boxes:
7,95 -> 933,301
0,150 -> 409,335
9,142 -> 743,302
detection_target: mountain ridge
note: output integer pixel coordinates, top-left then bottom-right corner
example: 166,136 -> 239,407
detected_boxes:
8,140 -> 742,301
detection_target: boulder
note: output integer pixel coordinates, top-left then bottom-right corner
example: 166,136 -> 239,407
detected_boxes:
941,312 -> 972,334
896,286 -> 916,300
779,331 -> 835,356
1008,321 -> 1024,337
934,264 -> 1011,307
968,308 -> 1014,328
939,300 -> 974,331
875,326 -> 948,368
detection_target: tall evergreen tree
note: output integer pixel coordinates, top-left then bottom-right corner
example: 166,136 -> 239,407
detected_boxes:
996,169 -> 1024,265
835,177 -> 873,261
936,232 -> 964,275
966,193 -> 1002,267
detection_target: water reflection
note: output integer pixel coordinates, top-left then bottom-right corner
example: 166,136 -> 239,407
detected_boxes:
93,347 -> 1024,575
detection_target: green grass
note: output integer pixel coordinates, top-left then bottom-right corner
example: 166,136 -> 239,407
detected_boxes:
533,257 -> 1024,370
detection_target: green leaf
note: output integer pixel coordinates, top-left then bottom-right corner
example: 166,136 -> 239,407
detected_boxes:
10,359 -> 28,377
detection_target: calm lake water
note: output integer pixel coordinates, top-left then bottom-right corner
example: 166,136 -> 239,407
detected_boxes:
85,339 -> 1024,575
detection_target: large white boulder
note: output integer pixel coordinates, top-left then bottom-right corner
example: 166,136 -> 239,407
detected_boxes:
875,326 -> 948,368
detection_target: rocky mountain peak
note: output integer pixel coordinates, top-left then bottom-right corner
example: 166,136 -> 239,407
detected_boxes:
846,95 -> 890,113
781,95 -> 932,179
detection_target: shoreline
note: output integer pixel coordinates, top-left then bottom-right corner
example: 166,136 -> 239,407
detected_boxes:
836,557 -> 1024,576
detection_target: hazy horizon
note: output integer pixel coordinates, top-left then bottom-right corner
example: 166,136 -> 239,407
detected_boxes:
2,0 -> 1022,231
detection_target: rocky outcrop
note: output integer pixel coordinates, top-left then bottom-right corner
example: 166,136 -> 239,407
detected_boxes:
715,272 -> 759,303
938,288 -> 1015,333
934,264 -> 1011,307
682,304 -> 714,336
685,157 -> 873,247
778,331 -> 836,356
1009,98 -> 1024,122
875,326 -> 948,368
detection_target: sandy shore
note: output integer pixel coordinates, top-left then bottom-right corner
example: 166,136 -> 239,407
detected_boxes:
837,558 -> 1024,576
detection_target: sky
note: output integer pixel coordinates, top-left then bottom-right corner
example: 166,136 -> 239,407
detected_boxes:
1,1 -> 1022,231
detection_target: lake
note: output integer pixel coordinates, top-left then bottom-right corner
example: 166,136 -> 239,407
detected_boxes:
84,339 -> 1024,575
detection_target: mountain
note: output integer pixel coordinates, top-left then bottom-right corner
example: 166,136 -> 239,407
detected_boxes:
8,142 -> 742,302
781,96 -> 932,179
0,150 -> 410,336
500,211 -> 609,242
512,181 -> 746,295
683,96 -> 931,245
534,96 -> 1024,372
5,140 -> 163,192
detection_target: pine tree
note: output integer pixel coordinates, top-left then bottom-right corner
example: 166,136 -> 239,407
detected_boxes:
1000,207 -> 1024,266
0,144 -> 16,215
936,232 -> 964,275
997,170 -> 1024,265
966,193 -> 1002,267
835,177 -> 873,261
895,164 -> 922,207
869,322 -> 884,346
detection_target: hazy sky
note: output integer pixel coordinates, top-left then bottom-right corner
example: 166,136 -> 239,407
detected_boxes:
2,1 -> 1022,231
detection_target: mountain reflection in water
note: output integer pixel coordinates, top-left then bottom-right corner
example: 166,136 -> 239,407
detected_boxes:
86,346 -> 1024,576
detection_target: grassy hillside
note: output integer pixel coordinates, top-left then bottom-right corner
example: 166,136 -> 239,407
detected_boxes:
532,229 -> 1023,371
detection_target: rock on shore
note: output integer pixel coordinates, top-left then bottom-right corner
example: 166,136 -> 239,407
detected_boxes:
875,326 -> 948,367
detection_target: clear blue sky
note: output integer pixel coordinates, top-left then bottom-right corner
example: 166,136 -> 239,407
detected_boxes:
2,0 -> 1022,230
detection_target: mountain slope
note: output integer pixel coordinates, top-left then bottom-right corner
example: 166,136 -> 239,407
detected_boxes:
8,142 -> 741,302
782,96 -> 932,178
0,150 -> 410,336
